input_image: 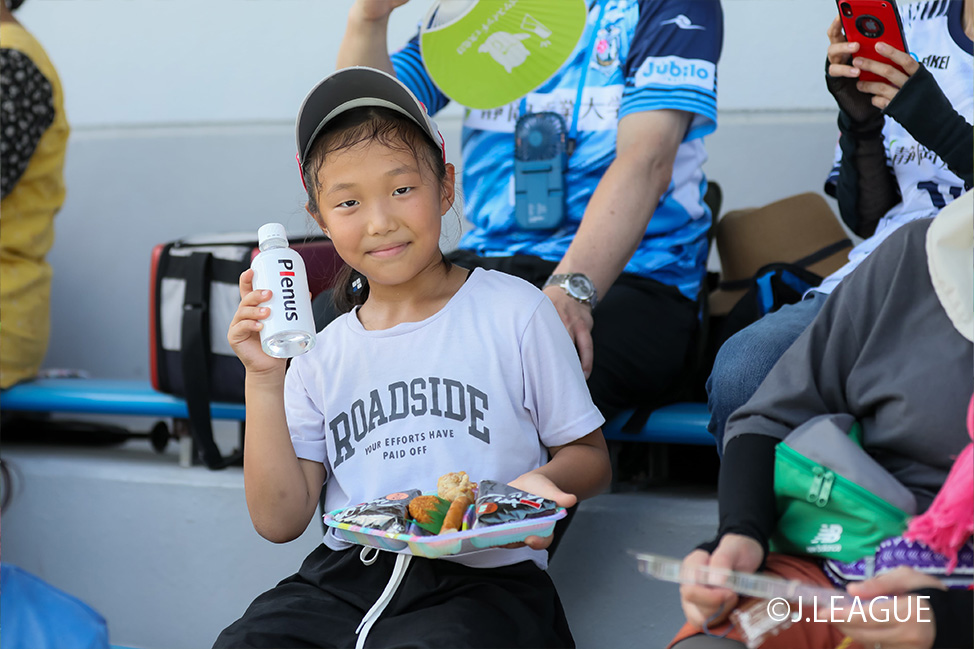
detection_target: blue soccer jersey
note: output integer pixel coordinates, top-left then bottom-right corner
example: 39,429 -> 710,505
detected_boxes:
393,0 -> 723,298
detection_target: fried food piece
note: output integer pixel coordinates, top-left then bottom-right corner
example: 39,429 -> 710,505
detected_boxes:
408,495 -> 449,525
437,471 -> 476,502
440,494 -> 474,534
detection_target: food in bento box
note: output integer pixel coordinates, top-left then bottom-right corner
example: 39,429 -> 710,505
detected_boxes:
379,474 -> 558,537
441,494 -> 475,534
333,489 -> 421,533
437,471 -> 476,501
473,480 -> 558,527
405,472 -> 479,535
325,473 -> 565,556
407,494 -> 451,534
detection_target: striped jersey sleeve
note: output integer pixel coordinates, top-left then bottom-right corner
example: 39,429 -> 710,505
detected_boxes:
621,0 -> 723,139
391,34 -> 451,116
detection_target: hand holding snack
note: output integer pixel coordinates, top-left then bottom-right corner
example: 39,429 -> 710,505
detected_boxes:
494,474 -> 574,551
508,472 -> 577,510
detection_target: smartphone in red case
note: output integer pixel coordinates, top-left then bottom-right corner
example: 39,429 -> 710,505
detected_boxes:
836,0 -> 909,84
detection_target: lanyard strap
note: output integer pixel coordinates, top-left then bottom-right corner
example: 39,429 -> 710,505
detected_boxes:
519,0 -> 605,155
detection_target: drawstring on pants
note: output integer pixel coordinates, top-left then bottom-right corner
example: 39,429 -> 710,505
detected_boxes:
355,549 -> 412,649
359,546 -> 380,566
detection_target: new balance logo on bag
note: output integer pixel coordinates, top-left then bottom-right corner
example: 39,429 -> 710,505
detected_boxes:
808,523 -> 844,554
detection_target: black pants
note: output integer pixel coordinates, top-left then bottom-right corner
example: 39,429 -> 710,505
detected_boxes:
213,544 -> 574,649
314,252 -> 698,422
446,251 -> 698,422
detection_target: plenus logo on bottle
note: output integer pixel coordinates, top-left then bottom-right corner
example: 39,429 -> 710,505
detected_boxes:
275,258 -> 302,322
251,223 -> 316,358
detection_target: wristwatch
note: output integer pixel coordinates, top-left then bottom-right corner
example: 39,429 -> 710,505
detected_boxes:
543,273 -> 598,309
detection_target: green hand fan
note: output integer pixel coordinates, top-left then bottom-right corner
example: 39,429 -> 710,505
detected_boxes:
419,0 -> 588,109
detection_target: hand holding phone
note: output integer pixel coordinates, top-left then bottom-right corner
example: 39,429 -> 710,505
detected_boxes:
835,0 -> 909,82
828,3 -> 919,111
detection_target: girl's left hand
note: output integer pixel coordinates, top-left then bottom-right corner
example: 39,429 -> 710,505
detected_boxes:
852,41 -> 920,110
502,472 -> 578,551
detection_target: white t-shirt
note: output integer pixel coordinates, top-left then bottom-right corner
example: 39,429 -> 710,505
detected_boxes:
818,0 -> 973,295
284,268 -> 605,569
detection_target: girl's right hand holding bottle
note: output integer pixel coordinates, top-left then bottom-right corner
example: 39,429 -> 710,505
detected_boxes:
227,268 -> 286,377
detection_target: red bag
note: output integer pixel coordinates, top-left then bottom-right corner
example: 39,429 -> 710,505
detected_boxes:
149,232 -> 341,468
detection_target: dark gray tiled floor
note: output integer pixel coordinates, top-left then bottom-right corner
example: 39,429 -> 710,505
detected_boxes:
549,485 -> 719,648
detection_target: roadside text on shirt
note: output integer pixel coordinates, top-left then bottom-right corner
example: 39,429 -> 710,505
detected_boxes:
330,376 -> 490,467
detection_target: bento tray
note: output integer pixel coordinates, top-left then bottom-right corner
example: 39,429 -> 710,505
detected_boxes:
323,506 -> 566,559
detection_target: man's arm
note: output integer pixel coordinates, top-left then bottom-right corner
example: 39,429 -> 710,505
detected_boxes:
337,1 -> 450,116
543,108 -> 691,376
336,0 -> 410,73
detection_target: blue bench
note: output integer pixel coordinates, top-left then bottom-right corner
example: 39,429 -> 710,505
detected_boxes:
602,402 -> 714,489
1,378 -> 246,420
601,402 -> 714,446
1,378 -> 246,466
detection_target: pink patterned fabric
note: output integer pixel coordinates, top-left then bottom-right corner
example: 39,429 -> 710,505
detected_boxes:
904,394 -> 974,573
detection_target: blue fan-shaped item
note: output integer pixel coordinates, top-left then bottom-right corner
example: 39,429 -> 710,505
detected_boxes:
515,112 -> 567,162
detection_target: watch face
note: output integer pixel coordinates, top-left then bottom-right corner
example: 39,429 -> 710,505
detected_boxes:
567,274 -> 595,299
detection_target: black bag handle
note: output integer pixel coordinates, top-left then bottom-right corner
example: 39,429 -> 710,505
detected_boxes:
717,238 -> 851,292
180,252 -> 227,469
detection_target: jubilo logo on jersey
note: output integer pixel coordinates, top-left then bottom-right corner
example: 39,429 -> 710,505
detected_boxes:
634,56 -> 716,92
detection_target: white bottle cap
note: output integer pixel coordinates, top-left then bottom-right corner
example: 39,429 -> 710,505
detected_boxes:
257,222 -> 289,251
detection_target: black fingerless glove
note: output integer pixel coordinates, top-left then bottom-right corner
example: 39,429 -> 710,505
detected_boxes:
825,56 -> 884,132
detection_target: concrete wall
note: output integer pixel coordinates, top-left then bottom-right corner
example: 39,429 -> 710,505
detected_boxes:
10,0 -> 856,381
21,0 -> 845,125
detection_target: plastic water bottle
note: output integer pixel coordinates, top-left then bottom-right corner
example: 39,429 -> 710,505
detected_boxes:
251,223 -> 316,358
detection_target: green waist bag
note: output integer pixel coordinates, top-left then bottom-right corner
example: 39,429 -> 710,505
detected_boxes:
771,414 -> 917,563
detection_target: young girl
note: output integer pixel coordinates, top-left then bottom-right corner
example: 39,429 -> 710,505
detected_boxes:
215,67 -> 611,649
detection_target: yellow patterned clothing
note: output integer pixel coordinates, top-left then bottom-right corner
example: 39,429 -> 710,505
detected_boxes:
0,21 -> 69,388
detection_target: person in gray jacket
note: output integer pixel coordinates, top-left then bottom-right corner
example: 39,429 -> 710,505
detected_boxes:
673,191 -> 973,649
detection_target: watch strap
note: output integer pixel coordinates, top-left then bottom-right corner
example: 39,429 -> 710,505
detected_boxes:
543,273 -> 598,309
543,274 -> 572,289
